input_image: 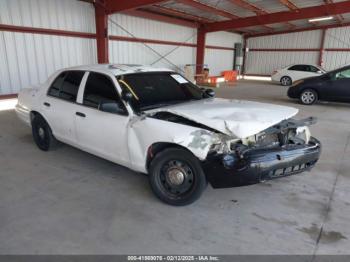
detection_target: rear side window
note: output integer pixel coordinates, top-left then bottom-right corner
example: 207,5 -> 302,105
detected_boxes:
48,72 -> 66,97
83,72 -> 127,115
288,65 -> 307,71
47,71 -> 85,102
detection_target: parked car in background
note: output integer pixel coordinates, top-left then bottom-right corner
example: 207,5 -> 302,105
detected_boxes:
16,64 -> 321,206
288,65 -> 350,105
272,64 -> 326,86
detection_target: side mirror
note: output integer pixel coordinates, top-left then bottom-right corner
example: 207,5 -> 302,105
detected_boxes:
321,74 -> 331,81
204,88 -> 215,98
317,70 -> 323,74
99,100 -> 126,115
121,90 -> 134,102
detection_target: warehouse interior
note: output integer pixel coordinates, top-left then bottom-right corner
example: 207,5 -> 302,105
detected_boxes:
1,0 -> 350,256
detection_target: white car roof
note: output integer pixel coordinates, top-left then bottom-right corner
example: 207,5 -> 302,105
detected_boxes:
64,64 -> 174,76
285,64 -> 321,68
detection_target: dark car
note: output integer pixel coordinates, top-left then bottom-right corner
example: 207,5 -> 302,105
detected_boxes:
287,65 -> 350,105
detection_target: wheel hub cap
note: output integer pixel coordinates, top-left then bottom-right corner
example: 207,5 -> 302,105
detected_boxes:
302,92 -> 314,103
167,168 -> 185,186
38,128 -> 45,139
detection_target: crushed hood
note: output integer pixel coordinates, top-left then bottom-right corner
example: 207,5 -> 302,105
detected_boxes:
148,98 -> 298,138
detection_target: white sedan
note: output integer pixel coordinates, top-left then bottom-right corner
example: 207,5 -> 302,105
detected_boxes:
16,64 -> 321,205
271,64 -> 326,86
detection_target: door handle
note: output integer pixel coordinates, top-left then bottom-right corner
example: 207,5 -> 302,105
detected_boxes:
43,102 -> 50,107
76,112 -> 86,118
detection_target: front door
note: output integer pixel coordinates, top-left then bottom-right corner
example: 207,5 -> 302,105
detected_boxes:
75,72 -> 130,166
330,68 -> 350,102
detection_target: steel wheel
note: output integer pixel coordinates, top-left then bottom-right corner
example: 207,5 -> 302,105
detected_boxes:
159,160 -> 195,196
300,89 -> 318,105
281,76 -> 292,86
149,148 -> 207,206
32,114 -> 57,151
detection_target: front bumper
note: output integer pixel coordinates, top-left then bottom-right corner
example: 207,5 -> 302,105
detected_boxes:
202,137 -> 321,188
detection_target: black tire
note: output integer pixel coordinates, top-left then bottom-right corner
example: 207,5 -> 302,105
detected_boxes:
280,76 -> 292,86
149,148 -> 207,206
31,114 -> 57,151
300,89 -> 318,105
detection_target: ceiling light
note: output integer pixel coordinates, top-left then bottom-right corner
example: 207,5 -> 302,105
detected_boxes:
309,16 -> 333,22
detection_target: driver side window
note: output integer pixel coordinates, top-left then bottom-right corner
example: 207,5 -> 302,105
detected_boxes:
83,72 -> 128,116
335,69 -> 350,80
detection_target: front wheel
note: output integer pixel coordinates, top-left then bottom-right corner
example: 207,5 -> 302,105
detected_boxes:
149,148 -> 207,206
300,89 -> 318,105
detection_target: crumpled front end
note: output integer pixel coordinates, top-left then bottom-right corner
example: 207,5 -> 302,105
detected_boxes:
201,117 -> 321,188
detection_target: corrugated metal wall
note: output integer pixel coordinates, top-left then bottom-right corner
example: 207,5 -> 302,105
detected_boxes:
0,0 -> 241,95
205,31 -> 242,75
245,51 -> 319,75
245,30 -> 321,75
108,13 -> 196,71
109,14 -> 241,75
323,26 -> 350,70
245,26 -> 350,75
0,0 -> 97,95
0,0 -> 96,32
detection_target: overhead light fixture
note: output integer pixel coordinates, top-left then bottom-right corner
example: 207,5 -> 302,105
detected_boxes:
309,16 -> 333,22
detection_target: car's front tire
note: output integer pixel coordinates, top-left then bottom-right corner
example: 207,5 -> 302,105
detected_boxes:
300,89 -> 318,105
149,148 -> 207,206
280,76 -> 292,86
32,114 -> 57,151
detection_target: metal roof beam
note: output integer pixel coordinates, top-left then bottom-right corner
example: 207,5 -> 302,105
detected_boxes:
122,9 -> 199,28
177,0 -> 239,19
279,0 -> 299,11
229,0 -> 295,30
324,0 -> 344,24
246,21 -> 350,38
149,5 -> 213,23
205,1 -> 350,32
105,0 -> 166,14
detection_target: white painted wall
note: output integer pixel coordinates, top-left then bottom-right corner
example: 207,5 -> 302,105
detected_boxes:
0,0 -> 96,95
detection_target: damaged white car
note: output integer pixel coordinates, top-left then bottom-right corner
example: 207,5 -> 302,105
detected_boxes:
16,64 -> 321,206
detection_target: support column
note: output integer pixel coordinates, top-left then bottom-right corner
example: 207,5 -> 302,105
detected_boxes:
196,26 -> 206,75
318,29 -> 326,67
95,2 -> 109,64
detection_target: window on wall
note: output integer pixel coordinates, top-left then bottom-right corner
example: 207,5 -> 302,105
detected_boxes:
47,71 -> 85,102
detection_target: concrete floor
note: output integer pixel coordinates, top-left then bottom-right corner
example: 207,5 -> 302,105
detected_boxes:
0,80 -> 349,255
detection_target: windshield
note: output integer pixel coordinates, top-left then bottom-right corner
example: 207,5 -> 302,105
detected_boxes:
117,72 -> 205,111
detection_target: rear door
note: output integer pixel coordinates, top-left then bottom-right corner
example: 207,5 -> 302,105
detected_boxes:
287,65 -> 309,81
74,72 -> 130,165
42,70 -> 86,145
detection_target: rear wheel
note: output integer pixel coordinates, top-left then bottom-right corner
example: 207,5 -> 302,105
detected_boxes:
149,148 -> 207,206
300,89 -> 318,105
32,114 -> 57,151
280,76 -> 292,86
